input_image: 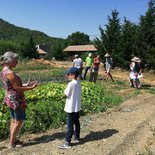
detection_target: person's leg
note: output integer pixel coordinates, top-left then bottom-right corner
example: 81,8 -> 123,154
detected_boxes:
9,120 -> 23,146
65,113 -> 74,144
105,73 -> 109,82
10,119 -> 19,143
83,67 -> 89,80
109,73 -> 114,82
89,72 -> 94,82
130,79 -> 134,87
73,112 -> 80,140
105,66 -> 110,82
79,68 -> 83,80
9,108 -> 25,148
93,72 -> 98,83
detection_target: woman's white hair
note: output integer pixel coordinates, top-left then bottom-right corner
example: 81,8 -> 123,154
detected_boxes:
0,51 -> 18,65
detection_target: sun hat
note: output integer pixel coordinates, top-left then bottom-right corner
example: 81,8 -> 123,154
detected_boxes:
66,67 -> 79,76
131,57 -> 140,63
88,53 -> 92,57
104,53 -> 110,57
74,54 -> 78,58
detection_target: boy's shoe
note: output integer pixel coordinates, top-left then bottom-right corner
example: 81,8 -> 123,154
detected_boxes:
74,138 -> 80,143
58,141 -> 71,149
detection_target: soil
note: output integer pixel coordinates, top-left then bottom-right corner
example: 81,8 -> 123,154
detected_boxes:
0,60 -> 155,155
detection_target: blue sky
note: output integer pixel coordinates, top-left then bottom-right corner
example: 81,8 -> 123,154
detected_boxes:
0,0 -> 148,39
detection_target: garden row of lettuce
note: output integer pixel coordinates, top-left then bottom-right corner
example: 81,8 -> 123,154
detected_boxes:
0,82 -> 122,140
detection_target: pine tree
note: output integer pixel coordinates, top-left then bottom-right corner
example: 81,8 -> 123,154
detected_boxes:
99,9 -> 122,67
121,18 -> 139,65
138,0 -> 155,69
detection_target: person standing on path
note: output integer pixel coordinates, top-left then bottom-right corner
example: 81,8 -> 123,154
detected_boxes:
73,54 -> 83,80
89,55 -> 100,83
58,67 -> 81,149
104,52 -> 114,82
0,51 -> 39,149
83,53 -> 93,80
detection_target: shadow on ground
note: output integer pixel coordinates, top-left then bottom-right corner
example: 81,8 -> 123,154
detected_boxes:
23,129 -> 118,147
73,129 -> 119,146
23,132 -> 66,147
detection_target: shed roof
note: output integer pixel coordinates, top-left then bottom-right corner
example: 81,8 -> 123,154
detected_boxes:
37,49 -> 47,54
63,45 -> 97,52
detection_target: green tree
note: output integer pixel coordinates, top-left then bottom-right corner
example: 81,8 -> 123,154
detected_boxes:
0,40 -> 20,55
99,9 -> 123,67
20,36 -> 39,59
52,41 -> 68,60
121,18 -> 139,68
138,0 -> 155,69
67,31 -> 90,45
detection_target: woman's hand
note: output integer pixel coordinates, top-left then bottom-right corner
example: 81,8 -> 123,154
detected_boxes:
27,79 -> 38,86
31,81 -> 39,88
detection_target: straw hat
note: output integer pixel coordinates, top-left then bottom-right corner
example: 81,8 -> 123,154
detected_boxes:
131,57 -> 140,63
104,53 -> 110,57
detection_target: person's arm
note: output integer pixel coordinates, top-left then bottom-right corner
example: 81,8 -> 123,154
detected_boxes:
84,57 -> 88,67
6,72 -> 38,92
64,83 -> 72,97
73,59 -> 75,67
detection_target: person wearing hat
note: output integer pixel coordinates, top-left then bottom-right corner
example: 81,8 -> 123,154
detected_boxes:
129,56 -> 142,88
58,67 -> 81,149
104,52 -> 114,82
83,53 -> 93,80
73,54 -> 83,80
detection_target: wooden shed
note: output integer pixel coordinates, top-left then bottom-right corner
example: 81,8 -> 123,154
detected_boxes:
63,45 -> 97,57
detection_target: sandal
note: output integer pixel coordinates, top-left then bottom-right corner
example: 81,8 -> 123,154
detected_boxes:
8,141 -> 23,149
8,144 -> 16,149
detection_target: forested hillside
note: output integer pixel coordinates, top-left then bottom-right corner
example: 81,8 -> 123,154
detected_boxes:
0,18 -> 67,59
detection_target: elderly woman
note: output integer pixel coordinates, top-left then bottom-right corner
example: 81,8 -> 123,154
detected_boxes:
0,51 -> 38,149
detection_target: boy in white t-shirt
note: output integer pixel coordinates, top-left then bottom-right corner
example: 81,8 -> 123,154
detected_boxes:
58,67 -> 81,149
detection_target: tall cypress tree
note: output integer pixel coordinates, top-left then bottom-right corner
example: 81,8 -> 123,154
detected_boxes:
99,9 -> 122,67
121,18 -> 139,64
20,36 -> 39,59
138,0 -> 155,69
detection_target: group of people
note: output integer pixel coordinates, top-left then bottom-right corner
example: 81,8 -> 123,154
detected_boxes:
72,53 -> 100,82
72,52 -> 114,83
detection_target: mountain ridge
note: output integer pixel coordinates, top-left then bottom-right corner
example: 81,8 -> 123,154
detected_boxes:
0,18 -> 66,45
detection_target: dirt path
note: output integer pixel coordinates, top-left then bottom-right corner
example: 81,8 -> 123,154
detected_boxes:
1,93 -> 155,155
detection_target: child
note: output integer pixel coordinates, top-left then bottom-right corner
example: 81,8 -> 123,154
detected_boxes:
58,67 -> 82,149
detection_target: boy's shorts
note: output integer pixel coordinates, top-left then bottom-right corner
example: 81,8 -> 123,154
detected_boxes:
10,108 -> 26,121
